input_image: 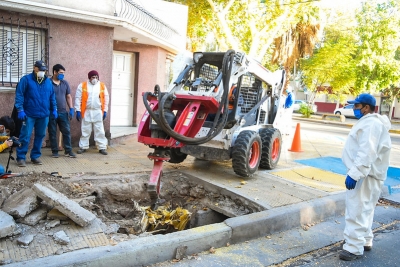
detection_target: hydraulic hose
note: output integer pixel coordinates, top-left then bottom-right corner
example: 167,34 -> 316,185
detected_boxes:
143,50 -> 236,145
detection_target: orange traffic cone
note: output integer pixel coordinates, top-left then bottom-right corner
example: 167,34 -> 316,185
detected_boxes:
289,123 -> 303,152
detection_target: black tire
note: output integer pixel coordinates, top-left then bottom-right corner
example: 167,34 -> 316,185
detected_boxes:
168,148 -> 187,163
335,111 -> 341,115
259,128 -> 282,169
232,130 -> 262,177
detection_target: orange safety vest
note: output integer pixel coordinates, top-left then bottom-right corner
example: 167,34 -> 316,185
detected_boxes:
80,81 -> 106,119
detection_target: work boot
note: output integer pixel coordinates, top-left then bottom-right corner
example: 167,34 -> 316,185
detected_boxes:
52,152 -> 59,158
64,151 -> 77,158
31,158 -> 43,165
77,148 -> 87,154
17,159 -> 26,167
99,149 -> 108,155
339,250 -> 361,261
364,246 -> 372,251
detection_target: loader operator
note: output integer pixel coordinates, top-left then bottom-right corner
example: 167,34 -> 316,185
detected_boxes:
339,93 -> 391,261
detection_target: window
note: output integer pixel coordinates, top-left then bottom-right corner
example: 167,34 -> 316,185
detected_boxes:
0,19 -> 48,88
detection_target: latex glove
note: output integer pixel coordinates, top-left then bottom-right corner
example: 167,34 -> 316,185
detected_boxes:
17,110 -> 26,120
345,175 -> 357,190
76,111 -> 81,122
69,108 -> 74,121
103,111 -> 107,121
52,110 -> 58,119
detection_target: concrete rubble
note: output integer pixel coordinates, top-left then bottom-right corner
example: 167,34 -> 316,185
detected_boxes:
0,183 -> 97,245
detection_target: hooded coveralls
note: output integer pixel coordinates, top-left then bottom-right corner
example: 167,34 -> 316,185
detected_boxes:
74,80 -> 109,150
342,113 -> 391,255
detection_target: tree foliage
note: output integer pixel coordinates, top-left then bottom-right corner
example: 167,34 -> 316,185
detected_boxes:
166,0 -> 322,67
355,0 -> 400,94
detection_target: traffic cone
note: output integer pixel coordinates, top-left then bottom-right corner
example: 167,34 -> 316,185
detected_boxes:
289,123 -> 303,152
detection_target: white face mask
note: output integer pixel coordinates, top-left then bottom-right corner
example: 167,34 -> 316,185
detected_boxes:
90,78 -> 98,85
37,71 -> 45,78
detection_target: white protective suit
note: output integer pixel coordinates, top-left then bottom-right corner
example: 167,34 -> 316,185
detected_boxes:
341,113 -> 391,255
74,80 -> 109,150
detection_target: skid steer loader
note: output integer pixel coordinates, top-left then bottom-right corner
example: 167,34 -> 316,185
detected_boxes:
138,50 -> 287,203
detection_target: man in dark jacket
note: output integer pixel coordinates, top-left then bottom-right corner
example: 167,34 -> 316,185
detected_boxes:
14,60 -> 57,167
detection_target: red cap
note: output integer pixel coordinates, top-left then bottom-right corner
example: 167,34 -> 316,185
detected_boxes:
88,70 -> 99,79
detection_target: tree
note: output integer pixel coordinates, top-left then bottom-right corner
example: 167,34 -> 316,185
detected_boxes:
166,0 -> 322,66
300,29 -> 358,106
355,0 -> 400,93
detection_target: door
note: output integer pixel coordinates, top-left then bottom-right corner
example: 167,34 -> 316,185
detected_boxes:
111,51 -> 135,126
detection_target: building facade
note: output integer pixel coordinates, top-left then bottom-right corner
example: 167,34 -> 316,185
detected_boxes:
0,0 -> 187,145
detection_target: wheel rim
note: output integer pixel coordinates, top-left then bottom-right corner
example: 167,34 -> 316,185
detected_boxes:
248,141 -> 260,168
271,138 -> 280,161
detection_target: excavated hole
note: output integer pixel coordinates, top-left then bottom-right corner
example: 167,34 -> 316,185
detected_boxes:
0,171 -> 264,246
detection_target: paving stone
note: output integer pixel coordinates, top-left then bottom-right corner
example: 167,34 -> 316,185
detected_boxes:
2,188 -> 38,218
53,230 -> 70,245
17,234 -> 35,246
32,183 -> 96,227
19,207 -> 48,226
0,210 -> 18,238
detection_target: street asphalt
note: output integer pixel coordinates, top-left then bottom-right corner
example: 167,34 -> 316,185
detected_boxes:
4,113 -> 400,267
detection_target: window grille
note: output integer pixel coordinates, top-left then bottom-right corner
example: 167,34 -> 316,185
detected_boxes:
0,17 -> 49,87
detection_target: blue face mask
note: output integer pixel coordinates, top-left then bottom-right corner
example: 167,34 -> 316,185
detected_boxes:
57,73 -> 64,80
353,109 -> 363,119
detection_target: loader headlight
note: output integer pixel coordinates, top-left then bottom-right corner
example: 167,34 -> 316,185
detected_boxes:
193,52 -> 203,63
240,118 -> 246,126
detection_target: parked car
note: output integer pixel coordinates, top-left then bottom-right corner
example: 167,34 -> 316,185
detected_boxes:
333,104 -> 354,117
293,100 -> 318,113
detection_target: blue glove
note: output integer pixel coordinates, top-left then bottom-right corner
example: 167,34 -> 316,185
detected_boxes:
345,175 -> 357,190
69,108 -> 74,121
103,111 -> 107,121
17,110 -> 26,120
52,110 -> 58,119
76,111 -> 81,122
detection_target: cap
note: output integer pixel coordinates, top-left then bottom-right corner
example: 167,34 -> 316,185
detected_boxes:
88,70 -> 99,79
347,93 -> 376,107
34,60 -> 48,71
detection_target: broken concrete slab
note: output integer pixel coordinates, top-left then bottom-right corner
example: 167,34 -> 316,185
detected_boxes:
17,234 -> 35,246
2,188 -> 38,218
18,207 -> 47,226
45,219 -> 60,230
32,183 -> 96,227
0,210 -> 18,238
53,230 -> 70,245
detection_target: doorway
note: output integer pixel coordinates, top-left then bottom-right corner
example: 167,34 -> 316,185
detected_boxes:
111,51 -> 135,126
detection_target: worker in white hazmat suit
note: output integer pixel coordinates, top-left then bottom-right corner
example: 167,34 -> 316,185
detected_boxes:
75,70 -> 109,155
339,93 -> 391,261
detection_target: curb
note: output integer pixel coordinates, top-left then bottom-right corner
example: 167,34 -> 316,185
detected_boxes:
8,193 -> 346,267
293,116 -> 400,134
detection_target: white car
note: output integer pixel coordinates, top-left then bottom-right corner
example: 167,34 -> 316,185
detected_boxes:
333,104 -> 354,117
293,100 -> 318,113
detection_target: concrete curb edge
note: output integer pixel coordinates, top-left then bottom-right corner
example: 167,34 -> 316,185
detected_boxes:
8,193 -> 346,267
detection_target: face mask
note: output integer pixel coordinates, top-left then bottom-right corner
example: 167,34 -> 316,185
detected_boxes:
57,73 -> 64,80
37,71 -> 45,78
90,78 -> 98,85
353,109 -> 363,119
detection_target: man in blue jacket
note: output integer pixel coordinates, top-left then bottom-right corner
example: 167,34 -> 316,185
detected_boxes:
14,60 -> 57,167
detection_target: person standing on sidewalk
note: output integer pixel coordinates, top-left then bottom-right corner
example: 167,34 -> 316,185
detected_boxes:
74,70 -> 109,155
339,93 -> 391,261
283,86 -> 294,135
14,60 -> 57,167
48,64 -> 76,158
